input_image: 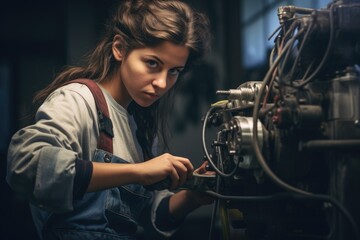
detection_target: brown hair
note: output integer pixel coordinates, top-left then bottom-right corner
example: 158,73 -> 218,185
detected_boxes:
33,0 -> 211,158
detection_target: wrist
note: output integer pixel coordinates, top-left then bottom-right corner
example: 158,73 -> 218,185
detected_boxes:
169,190 -> 202,220
183,189 -> 215,207
129,163 -> 145,185
183,190 -> 203,206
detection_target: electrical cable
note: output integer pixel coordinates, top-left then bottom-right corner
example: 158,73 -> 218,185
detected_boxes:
276,20 -> 300,79
298,60 -> 315,84
204,4 -> 358,239
205,191 -> 359,239
216,143 -> 239,177
296,4 -> 335,87
202,32 -> 293,192
252,14 -> 322,196
202,106 -> 240,178
288,18 -> 315,81
208,191 -> 218,240
268,24 -> 282,42
278,23 -> 303,80
253,69 -> 360,239
251,4 -> 360,238
208,158 -> 222,240
219,199 -> 231,239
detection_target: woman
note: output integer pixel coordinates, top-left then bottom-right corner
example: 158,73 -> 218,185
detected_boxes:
6,0 -> 212,239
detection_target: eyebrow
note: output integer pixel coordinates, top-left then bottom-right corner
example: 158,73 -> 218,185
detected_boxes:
146,55 -> 186,69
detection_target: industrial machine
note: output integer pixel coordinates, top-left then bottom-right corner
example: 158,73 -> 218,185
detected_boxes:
200,1 -> 360,239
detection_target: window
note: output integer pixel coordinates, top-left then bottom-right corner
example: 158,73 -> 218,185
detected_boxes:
241,0 -> 330,68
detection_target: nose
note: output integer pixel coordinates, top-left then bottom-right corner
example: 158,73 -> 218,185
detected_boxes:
152,71 -> 168,90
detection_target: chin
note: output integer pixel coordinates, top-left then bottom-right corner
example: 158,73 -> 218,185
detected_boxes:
135,101 -> 154,108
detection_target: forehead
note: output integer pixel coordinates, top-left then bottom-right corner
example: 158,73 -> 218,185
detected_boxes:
131,41 -> 190,66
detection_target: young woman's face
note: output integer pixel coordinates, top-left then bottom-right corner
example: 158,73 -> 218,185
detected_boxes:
119,41 -> 189,107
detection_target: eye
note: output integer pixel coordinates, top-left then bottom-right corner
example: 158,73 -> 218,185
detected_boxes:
146,60 -> 159,69
168,68 -> 182,77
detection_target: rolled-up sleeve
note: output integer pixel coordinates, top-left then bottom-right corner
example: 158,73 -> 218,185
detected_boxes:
6,85 -> 97,212
138,189 -> 179,238
33,146 -> 77,212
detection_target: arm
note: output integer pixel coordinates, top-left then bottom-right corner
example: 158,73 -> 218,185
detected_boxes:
166,161 -> 215,220
153,161 -> 215,231
169,190 -> 211,219
87,153 -> 194,192
7,84 -> 99,212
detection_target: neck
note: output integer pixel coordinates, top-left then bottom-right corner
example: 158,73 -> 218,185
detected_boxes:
99,76 -> 131,108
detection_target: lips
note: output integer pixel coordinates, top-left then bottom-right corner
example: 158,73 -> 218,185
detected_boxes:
144,92 -> 159,100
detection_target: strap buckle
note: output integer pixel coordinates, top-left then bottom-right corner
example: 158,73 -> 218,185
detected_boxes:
98,111 -> 114,137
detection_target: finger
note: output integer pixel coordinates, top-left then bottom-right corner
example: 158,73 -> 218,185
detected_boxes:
174,156 -> 194,178
172,161 -> 188,187
195,161 -> 208,174
169,167 -> 180,190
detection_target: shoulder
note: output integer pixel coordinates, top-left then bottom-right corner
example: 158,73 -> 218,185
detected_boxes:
55,82 -> 96,106
42,82 -> 100,111
38,82 -> 98,120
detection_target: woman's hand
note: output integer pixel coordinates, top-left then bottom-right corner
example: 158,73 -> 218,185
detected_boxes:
168,161 -> 216,220
187,160 -> 216,205
135,153 -> 194,190
195,160 -> 216,175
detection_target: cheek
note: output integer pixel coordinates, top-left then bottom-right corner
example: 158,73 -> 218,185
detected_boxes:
121,63 -> 145,87
125,61 -> 149,80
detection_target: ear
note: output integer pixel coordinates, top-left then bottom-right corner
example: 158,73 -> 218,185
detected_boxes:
112,34 -> 125,61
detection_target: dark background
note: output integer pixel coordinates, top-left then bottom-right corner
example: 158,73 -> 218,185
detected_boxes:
0,0 -> 329,239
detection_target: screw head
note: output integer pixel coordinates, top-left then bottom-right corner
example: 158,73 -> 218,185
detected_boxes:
355,120 -> 360,128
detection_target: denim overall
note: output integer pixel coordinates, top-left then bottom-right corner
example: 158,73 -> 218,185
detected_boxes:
27,80 -> 158,239
31,149 -> 154,240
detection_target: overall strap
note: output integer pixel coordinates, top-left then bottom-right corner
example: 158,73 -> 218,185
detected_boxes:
67,79 -> 114,154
